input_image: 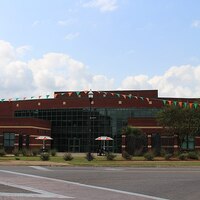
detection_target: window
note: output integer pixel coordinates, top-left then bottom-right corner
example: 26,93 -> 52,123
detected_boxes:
181,136 -> 194,150
4,133 -> 15,147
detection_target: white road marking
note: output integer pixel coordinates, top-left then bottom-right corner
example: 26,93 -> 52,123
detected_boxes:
29,166 -> 51,171
104,167 -> 124,171
0,170 -> 169,200
0,180 -> 73,198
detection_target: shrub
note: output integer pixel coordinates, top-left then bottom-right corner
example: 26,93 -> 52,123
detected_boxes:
188,152 -> 199,160
160,148 -> 167,157
15,157 -> 20,160
32,149 -> 39,156
125,127 -> 147,156
22,148 -> 32,156
85,152 -> 95,161
134,148 -> 144,156
0,148 -> 6,157
105,152 -> 117,161
173,151 -> 180,158
122,151 -> 132,160
12,149 -> 20,156
40,152 -> 50,161
164,153 -> 173,160
179,153 -> 188,160
144,152 -> 154,161
63,153 -> 73,161
50,149 -> 57,156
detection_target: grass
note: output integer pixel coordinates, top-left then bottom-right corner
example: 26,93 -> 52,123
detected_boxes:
66,157 -> 200,167
1,154 -> 200,167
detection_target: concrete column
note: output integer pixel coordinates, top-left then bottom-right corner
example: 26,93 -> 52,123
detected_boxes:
147,134 -> 152,151
121,134 -> 126,153
195,136 -> 200,151
173,134 -> 179,152
0,134 -> 3,147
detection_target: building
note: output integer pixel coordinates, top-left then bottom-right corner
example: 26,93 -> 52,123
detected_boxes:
0,89 -> 199,153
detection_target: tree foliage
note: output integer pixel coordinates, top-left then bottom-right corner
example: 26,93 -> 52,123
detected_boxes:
123,126 -> 147,155
157,105 -> 200,147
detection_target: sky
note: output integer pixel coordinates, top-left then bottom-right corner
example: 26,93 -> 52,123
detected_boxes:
0,0 -> 200,99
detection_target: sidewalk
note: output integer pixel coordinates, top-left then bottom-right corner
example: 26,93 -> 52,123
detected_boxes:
0,160 -> 70,166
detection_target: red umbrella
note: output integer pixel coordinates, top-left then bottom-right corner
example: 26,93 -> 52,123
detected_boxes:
95,136 -> 113,141
35,136 -> 53,150
35,136 -> 53,140
95,136 -> 113,150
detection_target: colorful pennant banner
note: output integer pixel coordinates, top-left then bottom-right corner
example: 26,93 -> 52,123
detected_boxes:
0,90 -> 199,109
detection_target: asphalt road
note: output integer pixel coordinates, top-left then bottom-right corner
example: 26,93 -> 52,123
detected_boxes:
0,166 -> 200,200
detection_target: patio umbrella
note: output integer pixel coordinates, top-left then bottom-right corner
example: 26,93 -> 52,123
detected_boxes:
35,136 -> 53,150
95,136 -> 113,151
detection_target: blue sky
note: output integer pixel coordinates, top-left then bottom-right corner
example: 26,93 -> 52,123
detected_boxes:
0,0 -> 200,99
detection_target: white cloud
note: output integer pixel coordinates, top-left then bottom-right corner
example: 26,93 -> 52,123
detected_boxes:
120,65 -> 200,98
3,61 -> 34,91
16,45 -> 31,57
0,39 -> 200,100
0,41 -> 35,98
91,75 -> 114,89
192,20 -> 200,28
0,40 -> 16,66
58,19 -> 76,26
58,20 -> 69,26
83,0 -> 118,12
120,75 -> 151,89
0,40 -> 114,99
64,32 -> 80,41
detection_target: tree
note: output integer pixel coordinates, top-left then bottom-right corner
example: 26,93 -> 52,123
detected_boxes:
157,105 -> 200,149
123,126 -> 147,155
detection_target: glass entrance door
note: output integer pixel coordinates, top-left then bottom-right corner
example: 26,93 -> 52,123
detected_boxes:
4,133 -> 15,153
68,138 -> 80,152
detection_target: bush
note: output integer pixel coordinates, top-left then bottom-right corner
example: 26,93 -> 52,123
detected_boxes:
188,152 -> 199,160
164,153 -> 173,160
125,127 -> 147,156
122,151 -> 132,160
179,153 -> 188,160
32,149 -> 39,156
160,148 -> 167,157
144,152 -> 154,161
0,148 -> 6,157
50,149 -> 57,156
173,151 -> 180,158
105,152 -> 117,161
85,152 -> 95,161
22,148 -> 32,156
40,152 -> 50,161
63,153 -> 73,161
134,148 -> 144,156
15,157 -> 20,160
12,149 -> 20,156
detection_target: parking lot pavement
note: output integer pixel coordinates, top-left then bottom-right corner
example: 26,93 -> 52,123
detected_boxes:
0,169 -> 167,200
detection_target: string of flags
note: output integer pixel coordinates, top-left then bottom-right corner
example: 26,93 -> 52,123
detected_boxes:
0,91 -> 199,109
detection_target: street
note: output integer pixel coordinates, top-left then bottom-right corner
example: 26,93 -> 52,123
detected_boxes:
0,166 -> 200,199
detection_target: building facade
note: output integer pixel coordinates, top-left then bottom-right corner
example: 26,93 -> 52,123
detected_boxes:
0,90 -> 199,153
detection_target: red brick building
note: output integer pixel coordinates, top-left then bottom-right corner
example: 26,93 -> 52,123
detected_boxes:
0,90 -> 199,153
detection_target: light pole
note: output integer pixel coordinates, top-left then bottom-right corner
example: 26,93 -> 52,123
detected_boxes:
87,89 -> 94,161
